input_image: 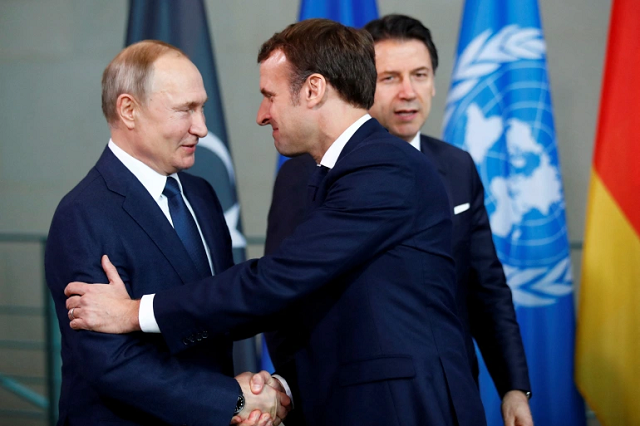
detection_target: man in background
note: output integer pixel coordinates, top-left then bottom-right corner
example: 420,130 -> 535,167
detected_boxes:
264,14 -> 533,426
64,19 -> 485,426
46,40 -> 286,426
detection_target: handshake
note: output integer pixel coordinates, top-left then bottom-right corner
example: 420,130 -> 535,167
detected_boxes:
233,371 -> 291,426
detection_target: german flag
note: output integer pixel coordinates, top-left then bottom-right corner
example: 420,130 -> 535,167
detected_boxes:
575,1 -> 640,425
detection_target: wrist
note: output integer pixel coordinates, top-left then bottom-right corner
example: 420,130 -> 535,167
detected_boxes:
503,389 -> 531,402
131,299 -> 142,331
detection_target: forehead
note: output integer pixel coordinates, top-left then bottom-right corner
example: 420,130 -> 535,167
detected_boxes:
151,53 -> 206,95
259,50 -> 291,88
374,39 -> 433,71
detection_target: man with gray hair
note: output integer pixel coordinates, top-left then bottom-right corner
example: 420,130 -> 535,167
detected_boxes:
46,40 -> 288,426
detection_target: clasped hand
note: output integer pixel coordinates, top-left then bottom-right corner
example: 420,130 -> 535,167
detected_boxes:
233,371 -> 291,426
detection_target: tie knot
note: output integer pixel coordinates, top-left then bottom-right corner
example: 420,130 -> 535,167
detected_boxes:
163,177 -> 181,199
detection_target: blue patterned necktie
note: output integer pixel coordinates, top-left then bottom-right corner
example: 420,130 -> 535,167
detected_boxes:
163,178 -> 211,278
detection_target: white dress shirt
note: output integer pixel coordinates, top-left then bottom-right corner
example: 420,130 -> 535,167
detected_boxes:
108,140 -> 214,333
409,132 -> 421,151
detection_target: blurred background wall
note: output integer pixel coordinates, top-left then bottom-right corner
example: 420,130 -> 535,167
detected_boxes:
0,0 -> 610,424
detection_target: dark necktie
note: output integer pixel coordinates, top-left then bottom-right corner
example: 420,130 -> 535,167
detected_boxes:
307,165 -> 330,209
163,178 -> 211,278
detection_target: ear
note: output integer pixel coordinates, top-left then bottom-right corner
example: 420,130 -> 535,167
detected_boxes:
304,73 -> 327,108
116,94 -> 138,130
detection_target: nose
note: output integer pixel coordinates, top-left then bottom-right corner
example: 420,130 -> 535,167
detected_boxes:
398,78 -> 417,100
256,99 -> 270,126
191,109 -> 208,138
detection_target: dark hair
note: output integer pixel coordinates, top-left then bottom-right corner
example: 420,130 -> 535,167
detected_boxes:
258,18 -> 377,109
364,14 -> 438,74
102,40 -> 186,124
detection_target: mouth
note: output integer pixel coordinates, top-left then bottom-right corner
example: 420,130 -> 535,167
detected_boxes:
181,142 -> 198,153
394,108 -> 419,121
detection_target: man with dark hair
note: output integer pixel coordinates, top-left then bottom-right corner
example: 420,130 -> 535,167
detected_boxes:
46,40 -> 286,426
64,19 -> 485,426
265,14 -> 534,426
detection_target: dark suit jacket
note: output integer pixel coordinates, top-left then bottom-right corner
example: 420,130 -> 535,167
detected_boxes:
264,135 -> 531,399
154,119 -> 486,426
45,147 -> 240,426
419,135 -> 530,397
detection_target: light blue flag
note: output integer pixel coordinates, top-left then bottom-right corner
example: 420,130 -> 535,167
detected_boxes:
442,1 -> 586,425
126,0 -> 255,374
263,0 -> 379,372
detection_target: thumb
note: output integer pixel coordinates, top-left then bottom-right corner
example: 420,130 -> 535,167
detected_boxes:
102,255 -> 124,288
250,371 -> 269,394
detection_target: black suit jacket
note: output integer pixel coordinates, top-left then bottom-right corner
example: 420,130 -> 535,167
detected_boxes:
45,147 -> 239,425
153,119 -> 485,426
264,134 -> 531,399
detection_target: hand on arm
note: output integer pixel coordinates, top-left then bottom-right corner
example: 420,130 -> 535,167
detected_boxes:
501,390 -> 533,426
231,371 -> 291,426
65,255 -> 141,333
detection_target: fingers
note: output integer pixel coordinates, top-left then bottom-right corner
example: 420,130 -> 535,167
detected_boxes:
230,410 -> 273,426
275,393 -> 289,420
66,295 -> 80,310
64,282 -> 89,297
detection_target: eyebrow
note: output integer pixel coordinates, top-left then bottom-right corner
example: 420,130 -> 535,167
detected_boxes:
260,88 -> 275,97
379,66 -> 431,75
178,98 -> 208,109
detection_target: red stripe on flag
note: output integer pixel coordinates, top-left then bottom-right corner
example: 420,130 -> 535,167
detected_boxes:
593,0 -> 640,236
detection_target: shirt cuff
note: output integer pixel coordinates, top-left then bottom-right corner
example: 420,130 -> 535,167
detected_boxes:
272,374 -> 294,407
139,294 -> 161,333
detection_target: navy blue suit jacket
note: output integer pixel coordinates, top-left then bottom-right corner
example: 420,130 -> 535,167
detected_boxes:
45,147 -> 240,426
153,119 -> 486,426
419,135 -> 530,397
265,135 -> 531,399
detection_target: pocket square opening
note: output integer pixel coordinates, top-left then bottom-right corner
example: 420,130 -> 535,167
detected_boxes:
454,203 -> 470,215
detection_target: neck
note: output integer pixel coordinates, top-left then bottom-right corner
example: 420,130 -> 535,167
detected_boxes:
310,102 -> 368,163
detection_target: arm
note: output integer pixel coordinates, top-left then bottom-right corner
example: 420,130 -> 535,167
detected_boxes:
153,143 -> 441,352
463,156 -> 532,424
47,202 -> 251,425
66,143 -> 448,353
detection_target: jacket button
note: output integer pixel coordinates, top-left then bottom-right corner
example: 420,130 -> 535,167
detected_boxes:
202,331 -> 208,339
182,338 -> 190,346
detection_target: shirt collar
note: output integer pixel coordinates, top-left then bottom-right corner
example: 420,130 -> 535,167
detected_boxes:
108,139 -> 180,200
409,132 -> 421,151
319,114 -> 371,169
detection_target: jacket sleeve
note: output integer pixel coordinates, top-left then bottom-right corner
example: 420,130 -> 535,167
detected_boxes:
463,154 -> 531,397
154,142 -> 450,354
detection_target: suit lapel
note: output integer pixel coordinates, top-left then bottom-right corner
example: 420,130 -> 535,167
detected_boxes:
308,118 -> 388,209
96,148 -> 202,285
420,135 -> 447,178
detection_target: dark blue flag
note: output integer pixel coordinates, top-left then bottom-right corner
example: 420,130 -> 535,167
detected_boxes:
274,0 -> 379,170
263,0 -> 379,372
127,0 -> 246,264
126,0 -> 254,372
442,0 -> 586,424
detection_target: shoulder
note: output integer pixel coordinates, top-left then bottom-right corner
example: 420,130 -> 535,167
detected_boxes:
56,167 -> 108,212
421,135 -> 474,166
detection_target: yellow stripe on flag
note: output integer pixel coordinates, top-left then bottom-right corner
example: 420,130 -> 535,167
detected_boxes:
576,171 -> 640,426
